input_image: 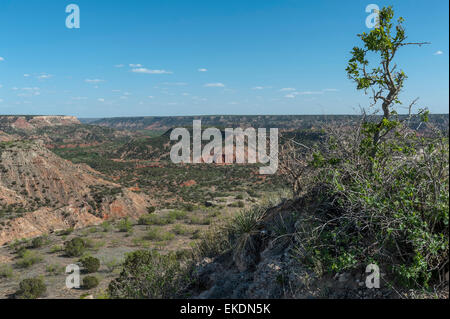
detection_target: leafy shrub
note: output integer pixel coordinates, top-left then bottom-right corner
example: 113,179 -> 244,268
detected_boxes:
108,250 -> 190,298
101,221 -> 112,232
175,249 -> 192,261
16,250 -> 43,268
206,210 -> 221,218
139,214 -> 174,226
64,237 -> 86,257
188,215 -> 211,225
15,246 -> 28,258
83,275 -> 100,289
49,245 -> 64,254
82,238 -> 105,251
31,235 -> 49,249
172,224 -> 189,236
247,190 -> 259,198
82,227 -> 99,236
0,264 -> 13,278
191,229 -> 202,240
117,218 -> 133,233
138,214 -> 154,225
147,206 -> 156,214
291,125 -> 449,288
80,256 -> 101,273
46,264 -> 65,276
16,277 -> 46,299
168,210 -> 187,220
102,257 -> 122,273
145,227 -> 175,241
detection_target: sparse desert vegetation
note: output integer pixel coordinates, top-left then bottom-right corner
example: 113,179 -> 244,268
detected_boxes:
0,202 -> 261,298
0,4 -> 448,301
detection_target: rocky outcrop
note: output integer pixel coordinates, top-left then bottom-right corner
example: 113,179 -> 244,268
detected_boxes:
0,206 -> 101,245
189,199 -> 396,299
0,116 -> 80,131
0,141 -> 149,245
0,131 -> 13,142
28,116 -> 81,127
0,116 -> 135,148
0,141 -> 106,206
0,190 -> 149,245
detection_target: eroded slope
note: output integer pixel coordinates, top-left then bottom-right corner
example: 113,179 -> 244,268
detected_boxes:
0,140 -> 149,245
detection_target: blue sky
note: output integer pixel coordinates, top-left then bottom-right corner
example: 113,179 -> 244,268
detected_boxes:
0,0 -> 448,117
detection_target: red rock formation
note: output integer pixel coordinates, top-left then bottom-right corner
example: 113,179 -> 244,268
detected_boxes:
0,141 -> 149,245
181,180 -> 197,187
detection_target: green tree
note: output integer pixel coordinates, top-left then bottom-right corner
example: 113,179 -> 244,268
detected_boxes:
346,6 -> 429,156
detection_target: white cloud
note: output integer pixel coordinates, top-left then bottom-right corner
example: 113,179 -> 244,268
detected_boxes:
0,84 -> 3,88
204,83 -> 225,87
298,91 -> 323,95
284,90 -> 326,98
252,86 -> 264,90
323,88 -> 339,92
198,68 -> 208,72
129,64 -> 143,68
280,88 -> 296,92
148,96 -> 154,99
162,82 -> 188,86
434,50 -> 444,55
0,57 -> 4,61
192,96 -> 207,101
85,79 -> 104,83
37,73 -> 52,79
23,74 -> 30,77
0,99 -> 3,103
97,98 -> 105,102
15,87 -> 40,97
114,64 -> 125,68
132,68 -> 173,74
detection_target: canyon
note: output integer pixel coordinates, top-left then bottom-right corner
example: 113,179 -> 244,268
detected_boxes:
0,138 -> 150,246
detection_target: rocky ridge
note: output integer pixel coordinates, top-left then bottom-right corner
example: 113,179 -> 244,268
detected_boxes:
0,140 -> 149,245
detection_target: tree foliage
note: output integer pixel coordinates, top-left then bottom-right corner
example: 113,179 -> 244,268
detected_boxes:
346,6 -> 429,153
